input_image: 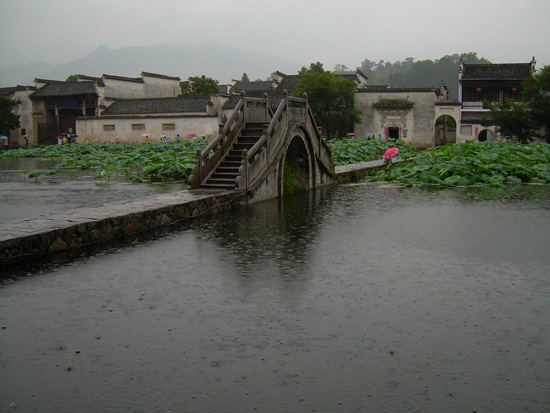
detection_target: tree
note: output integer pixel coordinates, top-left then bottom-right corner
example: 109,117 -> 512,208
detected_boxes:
0,96 -> 20,135
356,52 -> 491,99
333,64 -> 353,74
241,72 -> 250,82
180,75 -> 219,97
487,98 -> 539,143
293,71 -> 361,138
66,74 -> 86,82
524,65 -> 550,143
299,62 -> 325,75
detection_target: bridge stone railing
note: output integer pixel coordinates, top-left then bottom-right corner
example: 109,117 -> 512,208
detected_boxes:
189,93 -> 271,188
236,90 -> 334,193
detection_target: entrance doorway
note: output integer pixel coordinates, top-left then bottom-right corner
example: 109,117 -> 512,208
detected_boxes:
478,129 -> 495,142
388,127 -> 399,140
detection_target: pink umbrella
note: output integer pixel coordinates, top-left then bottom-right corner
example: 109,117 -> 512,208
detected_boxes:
383,147 -> 400,162
140,133 -> 149,137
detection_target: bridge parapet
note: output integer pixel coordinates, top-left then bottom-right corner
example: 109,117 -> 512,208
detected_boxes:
189,93 -> 271,188
238,91 -> 334,196
190,90 -> 335,202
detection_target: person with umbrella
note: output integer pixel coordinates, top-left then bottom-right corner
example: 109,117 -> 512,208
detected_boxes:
383,147 -> 400,164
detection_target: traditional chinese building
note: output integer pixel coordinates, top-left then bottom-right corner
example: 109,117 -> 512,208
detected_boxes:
457,57 -> 537,141
28,72 -> 181,145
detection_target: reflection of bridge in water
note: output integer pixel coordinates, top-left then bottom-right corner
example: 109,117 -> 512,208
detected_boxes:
189,90 -> 335,203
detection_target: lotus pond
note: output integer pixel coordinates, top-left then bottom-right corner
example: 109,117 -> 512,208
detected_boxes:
0,140 -> 208,184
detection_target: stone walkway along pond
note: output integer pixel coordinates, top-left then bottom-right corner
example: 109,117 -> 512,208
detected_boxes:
0,160 -> 389,265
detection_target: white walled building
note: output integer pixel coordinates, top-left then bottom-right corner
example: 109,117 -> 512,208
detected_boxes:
76,95 -> 229,143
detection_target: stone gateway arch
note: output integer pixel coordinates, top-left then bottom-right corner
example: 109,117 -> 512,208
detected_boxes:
189,91 -> 335,203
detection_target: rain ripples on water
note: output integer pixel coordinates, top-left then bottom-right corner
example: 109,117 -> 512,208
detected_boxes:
1,183 -> 549,412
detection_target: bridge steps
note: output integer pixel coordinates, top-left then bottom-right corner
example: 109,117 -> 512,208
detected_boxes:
203,122 -> 265,189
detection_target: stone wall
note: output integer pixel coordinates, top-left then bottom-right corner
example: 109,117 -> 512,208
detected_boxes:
0,190 -> 243,266
355,90 -> 438,149
143,75 -> 180,98
76,115 -> 220,143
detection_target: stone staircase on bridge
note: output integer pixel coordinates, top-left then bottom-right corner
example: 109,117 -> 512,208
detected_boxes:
188,91 -> 335,203
202,122 -> 265,189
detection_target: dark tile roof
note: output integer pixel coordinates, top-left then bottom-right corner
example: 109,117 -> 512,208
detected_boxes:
462,63 -> 532,80
357,86 -> 440,95
31,81 -> 97,98
101,97 -> 210,115
358,86 -> 436,93
77,75 -> 101,81
0,85 -> 35,96
230,80 -> 272,93
102,74 -> 144,83
222,91 -> 270,110
141,72 -> 181,81
34,78 -> 65,84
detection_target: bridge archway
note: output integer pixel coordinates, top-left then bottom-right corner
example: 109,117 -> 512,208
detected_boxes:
279,128 -> 314,197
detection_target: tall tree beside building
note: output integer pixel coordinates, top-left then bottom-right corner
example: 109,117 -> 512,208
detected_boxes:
241,72 -> 250,82
487,99 -> 538,143
0,96 -> 20,135
293,70 -> 360,138
180,75 -> 219,97
524,65 -> 550,143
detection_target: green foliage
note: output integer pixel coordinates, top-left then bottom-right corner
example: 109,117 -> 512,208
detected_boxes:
358,52 -> 491,99
283,164 -> 307,195
373,142 -> 550,187
333,64 -> 353,74
299,62 -> 325,75
241,72 -> 250,82
487,98 -> 539,144
0,140 -> 208,184
65,74 -> 87,82
0,96 -> 20,135
524,65 -> 550,142
180,75 -> 219,97
328,138 -> 416,166
293,71 -> 361,138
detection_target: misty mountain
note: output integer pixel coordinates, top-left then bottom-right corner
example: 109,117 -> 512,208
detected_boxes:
0,42 -> 302,87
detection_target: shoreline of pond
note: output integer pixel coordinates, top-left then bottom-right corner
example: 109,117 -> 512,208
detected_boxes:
0,159 -> 394,266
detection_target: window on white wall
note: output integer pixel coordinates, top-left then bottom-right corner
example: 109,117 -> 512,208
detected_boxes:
162,123 -> 176,131
460,125 -> 472,135
103,124 -> 115,131
132,124 -> 145,131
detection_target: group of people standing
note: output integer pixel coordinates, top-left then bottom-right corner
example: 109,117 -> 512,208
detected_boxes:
363,132 -> 384,142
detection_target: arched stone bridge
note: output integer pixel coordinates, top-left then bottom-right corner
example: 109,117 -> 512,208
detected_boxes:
189,91 -> 335,203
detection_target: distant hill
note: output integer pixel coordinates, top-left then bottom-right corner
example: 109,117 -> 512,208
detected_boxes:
0,42 -> 302,87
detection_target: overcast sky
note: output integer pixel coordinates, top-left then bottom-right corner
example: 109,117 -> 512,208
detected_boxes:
1,0 -> 549,71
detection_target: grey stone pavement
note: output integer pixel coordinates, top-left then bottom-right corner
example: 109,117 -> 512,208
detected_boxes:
0,188 -> 233,243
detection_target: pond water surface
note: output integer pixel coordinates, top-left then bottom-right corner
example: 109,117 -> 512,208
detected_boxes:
0,159 -> 187,222
1,183 -> 549,412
